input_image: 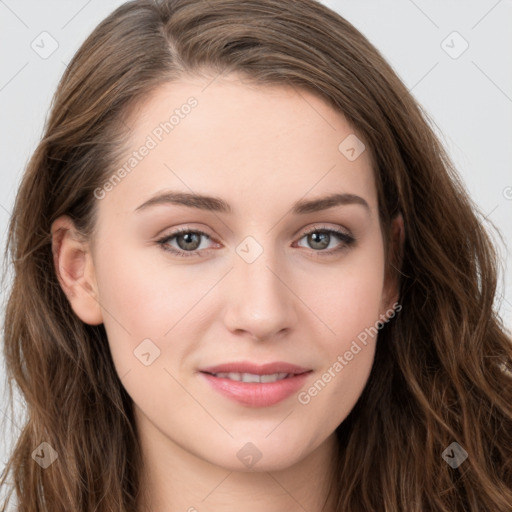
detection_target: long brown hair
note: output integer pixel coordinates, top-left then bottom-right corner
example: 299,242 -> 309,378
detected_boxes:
2,0 -> 511,510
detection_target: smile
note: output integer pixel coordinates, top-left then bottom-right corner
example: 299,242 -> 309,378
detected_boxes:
206,372 -> 291,383
198,362 -> 312,407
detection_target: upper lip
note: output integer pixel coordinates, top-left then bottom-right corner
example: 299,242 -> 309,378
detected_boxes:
199,361 -> 311,376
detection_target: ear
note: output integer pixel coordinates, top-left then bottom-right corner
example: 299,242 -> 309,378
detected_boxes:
380,213 -> 405,316
51,216 -> 103,325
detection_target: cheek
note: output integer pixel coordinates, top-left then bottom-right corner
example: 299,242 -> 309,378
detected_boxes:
296,287 -> 380,437
96,258 -> 164,328
296,240 -> 384,417
92,246 -> 172,373
93,245 -> 221,375
311,240 -> 386,343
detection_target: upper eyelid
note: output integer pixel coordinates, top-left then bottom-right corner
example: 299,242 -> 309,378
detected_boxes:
300,224 -> 351,236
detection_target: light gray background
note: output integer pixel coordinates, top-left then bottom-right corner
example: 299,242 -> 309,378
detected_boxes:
1,0 -> 511,478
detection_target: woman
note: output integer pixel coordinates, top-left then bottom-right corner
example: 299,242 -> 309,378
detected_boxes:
1,0 -> 511,510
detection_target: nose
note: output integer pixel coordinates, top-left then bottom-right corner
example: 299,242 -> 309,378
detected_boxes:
222,242 -> 298,341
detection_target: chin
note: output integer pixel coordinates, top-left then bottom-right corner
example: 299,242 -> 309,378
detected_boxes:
199,432 -> 321,473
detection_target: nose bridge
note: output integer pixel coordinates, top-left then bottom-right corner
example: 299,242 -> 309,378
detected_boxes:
223,235 -> 297,338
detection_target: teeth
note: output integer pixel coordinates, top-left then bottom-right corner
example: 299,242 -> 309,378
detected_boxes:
241,372 -> 260,383
213,372 -> 290,383
260,373 -> 288,383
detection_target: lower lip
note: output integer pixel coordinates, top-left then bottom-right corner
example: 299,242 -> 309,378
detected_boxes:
200,372 -> 311,407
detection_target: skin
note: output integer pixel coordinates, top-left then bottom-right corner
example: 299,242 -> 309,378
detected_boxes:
52,73 -> 403,512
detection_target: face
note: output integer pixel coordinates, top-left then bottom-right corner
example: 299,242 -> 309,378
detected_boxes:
55,73 -> 399,473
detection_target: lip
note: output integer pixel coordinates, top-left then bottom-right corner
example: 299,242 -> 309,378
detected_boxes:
199,361 -> 312,407
200,361 -> 311,375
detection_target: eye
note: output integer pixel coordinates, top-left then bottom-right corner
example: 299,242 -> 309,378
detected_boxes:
157,228 -> 216,257
295,226 -> 355,254
156,225 -> 355,259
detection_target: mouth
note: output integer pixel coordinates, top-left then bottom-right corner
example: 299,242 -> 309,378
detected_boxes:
201,371 -> 294,383
198,361 -> 312,407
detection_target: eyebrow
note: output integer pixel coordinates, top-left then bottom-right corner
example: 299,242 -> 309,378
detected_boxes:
134,191 -> 370,214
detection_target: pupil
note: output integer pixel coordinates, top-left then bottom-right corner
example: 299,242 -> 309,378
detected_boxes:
178,232 -> 200,250
309,232 -> 329,250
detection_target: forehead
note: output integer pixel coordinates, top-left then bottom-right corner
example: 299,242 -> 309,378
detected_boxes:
99,73 -> 377,217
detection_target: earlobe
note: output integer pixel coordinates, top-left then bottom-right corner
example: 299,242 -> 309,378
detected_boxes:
51,216 -> 103,326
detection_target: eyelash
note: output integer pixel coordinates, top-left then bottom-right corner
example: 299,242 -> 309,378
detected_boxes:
156,225 -> 356,258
